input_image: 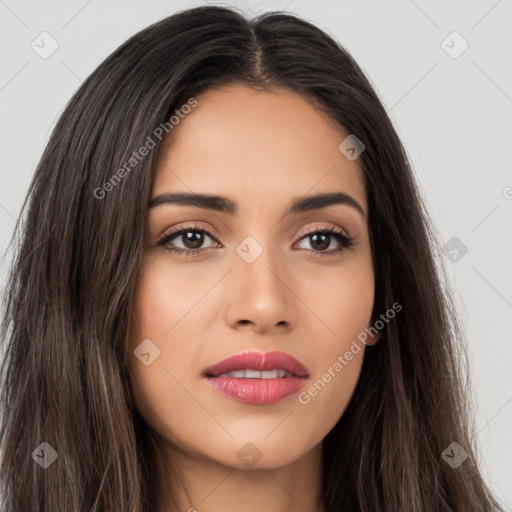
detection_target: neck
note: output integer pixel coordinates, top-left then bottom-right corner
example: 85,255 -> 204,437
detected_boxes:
155,440 -> 325,512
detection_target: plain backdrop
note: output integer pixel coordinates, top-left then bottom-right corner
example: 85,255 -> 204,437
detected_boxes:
1,0 -> 511,508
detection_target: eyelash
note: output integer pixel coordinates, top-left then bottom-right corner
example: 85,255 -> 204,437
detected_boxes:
157,223 -> 355,258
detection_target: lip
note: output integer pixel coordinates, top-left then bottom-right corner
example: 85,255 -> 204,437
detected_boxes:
203,350 -> 309,405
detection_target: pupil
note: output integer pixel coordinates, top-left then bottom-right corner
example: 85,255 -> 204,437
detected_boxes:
311,233 -> 329,251
184,231 -> 203,249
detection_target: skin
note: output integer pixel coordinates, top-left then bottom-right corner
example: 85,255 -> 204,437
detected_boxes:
127,84 -> 380,512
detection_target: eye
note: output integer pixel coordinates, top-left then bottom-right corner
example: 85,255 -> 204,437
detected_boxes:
156,224 -> 354,258
294,226 -> 354,256
157,224 -> 220,257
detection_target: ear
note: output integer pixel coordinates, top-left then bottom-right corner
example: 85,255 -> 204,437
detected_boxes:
364,327 -> 382,346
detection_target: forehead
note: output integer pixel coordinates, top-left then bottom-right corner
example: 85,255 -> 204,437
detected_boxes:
153,85 -> 367,215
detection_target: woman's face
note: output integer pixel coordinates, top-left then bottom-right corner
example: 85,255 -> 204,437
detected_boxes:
127,85 -> 378,471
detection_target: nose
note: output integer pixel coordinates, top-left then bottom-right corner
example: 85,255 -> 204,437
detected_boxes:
224,243 -> 297,334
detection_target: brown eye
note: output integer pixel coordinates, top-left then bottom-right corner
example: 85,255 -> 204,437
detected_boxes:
157,224 -> 220,256
295,227 -> 354,256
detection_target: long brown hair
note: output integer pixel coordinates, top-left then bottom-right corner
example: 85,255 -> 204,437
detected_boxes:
0,5 -> 504,511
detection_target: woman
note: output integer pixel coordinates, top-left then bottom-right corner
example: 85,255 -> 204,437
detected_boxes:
0,5 -> 504,511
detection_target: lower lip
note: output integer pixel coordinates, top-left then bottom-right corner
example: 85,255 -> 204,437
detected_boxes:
205,376 -> 306,405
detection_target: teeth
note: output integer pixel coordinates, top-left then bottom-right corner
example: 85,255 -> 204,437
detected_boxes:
226,370 -> 246,378
216,369 -> 292,379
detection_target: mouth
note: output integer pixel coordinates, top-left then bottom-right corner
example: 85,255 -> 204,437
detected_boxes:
203,350 -> 309,405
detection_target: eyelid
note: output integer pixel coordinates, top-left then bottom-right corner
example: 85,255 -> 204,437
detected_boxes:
297,223 -> 350,239
156,222 -> 220,242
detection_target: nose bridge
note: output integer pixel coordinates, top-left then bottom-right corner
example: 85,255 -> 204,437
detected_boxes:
225,232 -> 296,330
234,233 -> 286,296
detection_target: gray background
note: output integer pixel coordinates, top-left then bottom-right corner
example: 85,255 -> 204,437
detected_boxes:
1,0 -> 511,508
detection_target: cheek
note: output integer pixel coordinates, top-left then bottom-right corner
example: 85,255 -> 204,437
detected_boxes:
296,347 -> 364,447
295,269 -> 372,427
306,250 -> 375,347
129,254 -> 225,342
294,255 -> 374,424
129,260 -> 187,340
327,272 -> 374,345
126,258 -> 220,436
127,284 -> 207,447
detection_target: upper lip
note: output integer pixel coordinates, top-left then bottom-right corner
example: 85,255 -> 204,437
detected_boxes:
203,350 -> 309,378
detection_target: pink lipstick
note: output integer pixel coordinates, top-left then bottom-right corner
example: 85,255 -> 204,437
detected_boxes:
203,350 -> 309,405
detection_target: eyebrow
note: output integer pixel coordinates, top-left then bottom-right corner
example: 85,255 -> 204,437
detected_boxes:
149,191 -> 366,219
